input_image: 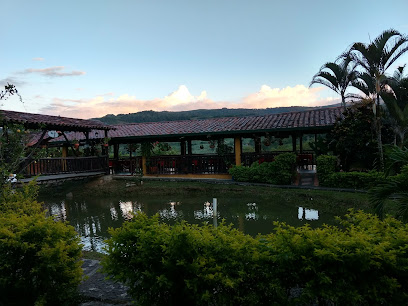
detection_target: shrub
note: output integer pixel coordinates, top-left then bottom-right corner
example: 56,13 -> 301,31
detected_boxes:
326,171 -> 386,189
229,152 -> 296,185
0,185 -> 83,305
102,213 -> 284,305
266,211 -> 408,305
103,211 -> 408,305
316,155 -> 337,186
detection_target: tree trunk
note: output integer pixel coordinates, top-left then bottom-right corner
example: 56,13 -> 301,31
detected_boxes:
376,94 -> 384,171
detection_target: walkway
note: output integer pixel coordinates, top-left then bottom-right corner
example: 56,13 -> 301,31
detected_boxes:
297,168 -> 318,187
79,259 -> 131,305
19,171 -> 106,185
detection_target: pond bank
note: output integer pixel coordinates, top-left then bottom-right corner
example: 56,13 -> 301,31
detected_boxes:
79,259 -> 131,305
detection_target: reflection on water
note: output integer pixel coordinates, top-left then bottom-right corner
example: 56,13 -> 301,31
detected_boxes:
298,207 -> 319,221
43,195 -> 326,253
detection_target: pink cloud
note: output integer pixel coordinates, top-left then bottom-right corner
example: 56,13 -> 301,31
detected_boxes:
40,84 -> 338,119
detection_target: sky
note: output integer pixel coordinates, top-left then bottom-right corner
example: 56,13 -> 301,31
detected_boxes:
1,0 -> 408,119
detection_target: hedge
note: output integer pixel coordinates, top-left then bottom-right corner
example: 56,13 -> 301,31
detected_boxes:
0,183 -> 83,305
316,155 -> 385,189
326,171 -> 386,189
102,211 -> 408,305
229,152 -> 296,185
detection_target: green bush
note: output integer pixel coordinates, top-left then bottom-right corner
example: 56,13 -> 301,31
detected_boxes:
316,155 -> 337,185
326,171 -> 386,189
229,152 -> 296,185
103,211 -> 408,305
102,213 -> 283,305
265,210 -> 408,305
0,185 -> 83,305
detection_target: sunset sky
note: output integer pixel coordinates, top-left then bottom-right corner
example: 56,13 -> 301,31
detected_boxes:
1,0 -> 408,119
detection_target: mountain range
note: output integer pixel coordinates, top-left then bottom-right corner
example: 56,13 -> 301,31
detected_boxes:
92,104 -> 340,125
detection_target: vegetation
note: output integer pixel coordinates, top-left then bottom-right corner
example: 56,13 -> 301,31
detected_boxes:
327,100 -> 383,170
310,55 -> 358,110
103,211 -> 408,305
229,153 -> 296,185
1,84 -> 83,305
0,183 -> 83,305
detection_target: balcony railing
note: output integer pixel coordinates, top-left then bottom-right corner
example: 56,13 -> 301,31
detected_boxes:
146,154 -> 235,175
21,156 -> 109,177
241,151 -> 315,169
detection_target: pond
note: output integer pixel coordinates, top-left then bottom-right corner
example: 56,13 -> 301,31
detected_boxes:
42,193 -> 334,253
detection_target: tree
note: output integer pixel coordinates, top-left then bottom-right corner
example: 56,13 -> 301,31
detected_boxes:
381,66 -> 408,147
0,83 -> 26,186
348,29 -> 408,170
310,56 -> 358,110
328,99 -> 379,170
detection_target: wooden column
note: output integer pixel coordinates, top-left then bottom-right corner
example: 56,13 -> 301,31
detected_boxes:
299,134 -> 303,153
254,137 -> 261,153
142,156 -> 147,175
180,140 -> 186,156
187,139 -> 192,155
113,144 -> 119,159
62,145 -> 68,172
234,136 -> 242,166
292,134 -> 297,152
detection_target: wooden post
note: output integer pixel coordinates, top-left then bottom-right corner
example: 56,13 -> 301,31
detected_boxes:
187,139 -> 192,155
234,136 -> 242,166
187,139 -> 192,173
299,134 -> 303,153
142,156 -> 147,175
255,137 -> 261,153
62,145 -> 68,172
180,140 -> 186,156
292,134 -> 297,152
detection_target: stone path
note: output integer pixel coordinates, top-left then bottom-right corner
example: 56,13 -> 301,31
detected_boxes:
79,259 -> 132,305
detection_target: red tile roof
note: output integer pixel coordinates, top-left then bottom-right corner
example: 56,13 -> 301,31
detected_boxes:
55,107 -> 343,142
1,110 -> 111,131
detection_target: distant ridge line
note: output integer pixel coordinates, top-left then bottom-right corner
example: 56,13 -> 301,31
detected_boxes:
92,104 -> 341,125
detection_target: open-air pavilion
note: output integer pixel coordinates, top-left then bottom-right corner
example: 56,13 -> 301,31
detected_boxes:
1,109 -> 113,177
46,106 -> 343,180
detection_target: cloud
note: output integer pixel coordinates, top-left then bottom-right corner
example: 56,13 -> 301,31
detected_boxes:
40,84 -> 338,119
239,85 -> 336,108
0,77 -> 26,87
32,57 -> 44,61
22,66 -> 86,77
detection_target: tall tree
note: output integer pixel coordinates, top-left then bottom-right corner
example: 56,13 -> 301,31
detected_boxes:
381,66 -> 408,147
310,56 -> 357,110
348,29 -> 408,170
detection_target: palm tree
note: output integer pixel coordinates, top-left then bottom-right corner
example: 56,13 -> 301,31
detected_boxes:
348,29 -> 408,170
369,148 -> 408,222
310,56 -> 358,110
376,66 -> 408,147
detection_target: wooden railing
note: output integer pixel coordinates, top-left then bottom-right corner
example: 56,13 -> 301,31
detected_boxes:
241,152 -> 289,166
147,154 -> 235,175
108,152 -> 316,176
21,156 -> 109,177
241,151 -> 315,168
111,158 -> 143,175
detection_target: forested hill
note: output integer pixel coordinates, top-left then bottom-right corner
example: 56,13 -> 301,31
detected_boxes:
93,105 -> 339,125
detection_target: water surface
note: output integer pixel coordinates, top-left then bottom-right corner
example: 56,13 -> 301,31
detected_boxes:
43,194 -> 330,252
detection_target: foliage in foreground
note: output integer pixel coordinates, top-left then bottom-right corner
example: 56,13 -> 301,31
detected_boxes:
103,211 -> 408,305
0,183 -> 83,305
228,152 -> 296,184
369,165 -> 408,222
